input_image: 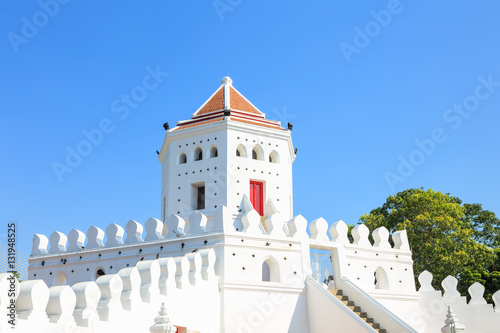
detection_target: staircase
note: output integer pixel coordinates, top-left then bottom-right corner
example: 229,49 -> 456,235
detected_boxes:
328,289 -> 387,333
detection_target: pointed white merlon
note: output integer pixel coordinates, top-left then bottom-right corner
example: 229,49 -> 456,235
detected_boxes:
32,234 -> 49,255
241,209 -> 262,235
174,256 -> 191,290
442,276 -> 461,300
372,227 -> 391,249
418,270 -> 435,292
199,248 -> 217,281
117,267 -> 141,311
164,214 -> 186,239
186,252 -> 202,286
105,223 -> 124,247
86,226 -> 105,249
310,217 -> 329,243
49,231 -> 67,254
72,281 -> 101,327
288,215 -> 309,240
241,194 -> 254,213
17,280 -> 50,322
136,260 -> 161,303
96,274 -> 123,321
265,212 -> 286,237
188,211 -> 208,235
352,224 -> 371,247
468,282 -> 487,305
46,285 -> 76,324
158,257 -> 177,296
267,198 -> 279,215
329,220 -> 349,245
393,229 -> 410,251
145,217 -> 164,241
67,229 -> 86,252
125,220 -> 144,244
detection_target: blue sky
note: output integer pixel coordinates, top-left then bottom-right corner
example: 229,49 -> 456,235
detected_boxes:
1,0 -> 499,255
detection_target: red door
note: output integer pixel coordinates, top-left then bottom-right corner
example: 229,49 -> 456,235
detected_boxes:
250,181 -> 264,216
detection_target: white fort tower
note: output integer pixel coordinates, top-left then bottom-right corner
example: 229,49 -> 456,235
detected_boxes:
15,77 -> 500,333
159,76 -> 294,225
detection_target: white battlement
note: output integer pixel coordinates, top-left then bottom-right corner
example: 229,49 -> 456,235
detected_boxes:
31,212 -> 410,257
4,249 -> 220,332
413,270 -> 500,333
30,205 -> 415,298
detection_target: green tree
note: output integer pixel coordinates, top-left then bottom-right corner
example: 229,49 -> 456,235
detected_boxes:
359,188 -> 498,293
463,203 -> 500,248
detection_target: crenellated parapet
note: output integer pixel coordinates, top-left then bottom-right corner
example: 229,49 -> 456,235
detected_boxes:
30,205 -> 414,297
29,209 -> 227,286
413,270 -> 500,333
7,248 -> 220,332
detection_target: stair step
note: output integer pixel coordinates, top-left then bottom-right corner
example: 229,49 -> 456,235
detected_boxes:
329,289 -> 343,296
330,289 -> 386,333
348,305 -> 361,312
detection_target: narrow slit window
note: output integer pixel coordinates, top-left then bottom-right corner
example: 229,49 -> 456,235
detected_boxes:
197,186 -> 205,210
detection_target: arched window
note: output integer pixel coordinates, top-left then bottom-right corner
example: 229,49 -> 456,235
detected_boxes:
194,147 -> 202,161
54,271 -> 67,286
374,267 -> 389,290
236,144 -> 246,158
252,145 -> 263,160
179,153 -> 187,164
261,257 -> 280,282
269,151 -> 279,163
210,146 -> 218,158
262,261 -> 271,282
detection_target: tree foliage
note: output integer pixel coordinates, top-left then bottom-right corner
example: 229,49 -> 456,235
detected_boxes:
359,188 -> 499,294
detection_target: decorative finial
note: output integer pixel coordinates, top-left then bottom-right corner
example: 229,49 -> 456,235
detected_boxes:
150,302 -> 176,333
221,76 -> 233,86
441,306 -> 466,333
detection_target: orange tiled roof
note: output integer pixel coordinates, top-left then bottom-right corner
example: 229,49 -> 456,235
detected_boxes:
175,77 -> 283,132
195,86 -> 224,116
229,87 -> 261,115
